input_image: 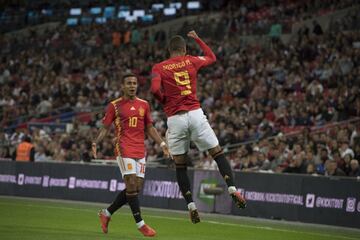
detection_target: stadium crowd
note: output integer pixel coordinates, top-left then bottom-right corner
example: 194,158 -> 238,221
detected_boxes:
1,0 -> 357,34
203,0 -> 357,36
0,1 -> 359,178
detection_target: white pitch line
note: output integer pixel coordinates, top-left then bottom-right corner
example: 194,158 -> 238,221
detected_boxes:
0,201 -> 358,240
204,221 -> 359,240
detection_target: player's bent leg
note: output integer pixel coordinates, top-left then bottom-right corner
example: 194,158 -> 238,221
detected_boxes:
98,156 -> 133,234
174,154 -> 200,224
107,156 -> 136,215
124,174 -> 156,237
208,146 -> 235,186
124,174 -> 140,222
208,146 -> 246,209
99,189 -> 127,233
107,189 -> 127,215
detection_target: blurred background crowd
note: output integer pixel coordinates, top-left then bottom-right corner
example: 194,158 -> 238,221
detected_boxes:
0,0 -> 359,177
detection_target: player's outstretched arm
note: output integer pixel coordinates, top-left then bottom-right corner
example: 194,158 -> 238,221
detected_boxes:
187,30 -> 216,64
146,125 -> 170,158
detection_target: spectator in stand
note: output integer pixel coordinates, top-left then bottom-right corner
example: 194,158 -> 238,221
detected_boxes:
348,159 -> 360,177
312,20 -> 324,35
306,162 -> 317,175
325,160 -> 346,176
79,143 -> 91,162
0,146 -> 11,160
15,135 -> 35,162
34,145 -> 50,162
283,154 -> 307,174
341,153 -> 352,175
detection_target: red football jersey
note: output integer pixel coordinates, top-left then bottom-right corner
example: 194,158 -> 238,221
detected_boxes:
102,97 -> 153,158
151,37 -> 216,117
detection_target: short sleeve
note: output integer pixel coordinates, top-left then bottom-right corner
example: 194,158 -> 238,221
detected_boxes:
145,102 -> 153,126
102,103 -> 115,127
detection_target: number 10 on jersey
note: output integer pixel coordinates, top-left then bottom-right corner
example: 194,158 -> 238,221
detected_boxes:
129,117 -> 138,127
174,71 -> 192,96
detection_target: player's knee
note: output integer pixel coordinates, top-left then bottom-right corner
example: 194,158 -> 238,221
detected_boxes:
208,145 -> 223,158
124,175 -> 137,192
136,177 -> 144,193
173,154 -> 187,165
126,184 -> 137,194
175,163 -> 187,171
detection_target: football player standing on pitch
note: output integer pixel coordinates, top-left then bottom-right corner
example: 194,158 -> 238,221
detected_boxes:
93,73 -> 169,237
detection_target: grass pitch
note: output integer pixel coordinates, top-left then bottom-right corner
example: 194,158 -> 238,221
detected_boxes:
0,196 -> 359,240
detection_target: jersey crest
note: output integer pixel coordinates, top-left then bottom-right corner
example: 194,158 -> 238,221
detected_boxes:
139,107 -> 145,117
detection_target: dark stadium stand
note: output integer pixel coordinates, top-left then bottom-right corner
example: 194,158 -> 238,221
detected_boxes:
0,0 -> 359,179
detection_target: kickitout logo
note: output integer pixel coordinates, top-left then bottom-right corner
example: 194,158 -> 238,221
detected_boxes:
305,193 -> 359,213
0,173 -> 182,199
142,180 -> 183,199
198,179 -> 219,205
237,187 -> 360,213
0,173 -> 120,191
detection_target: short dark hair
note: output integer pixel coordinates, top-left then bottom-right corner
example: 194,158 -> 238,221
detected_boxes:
122,72 -> 137,83
168,35 -> 186,53
22,135 -> 32,143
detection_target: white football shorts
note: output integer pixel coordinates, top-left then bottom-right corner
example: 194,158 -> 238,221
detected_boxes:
166,108 -> 219,155
116,156 -> 146,178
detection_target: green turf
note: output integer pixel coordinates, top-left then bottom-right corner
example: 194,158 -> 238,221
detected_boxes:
0,197 -> 359,240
